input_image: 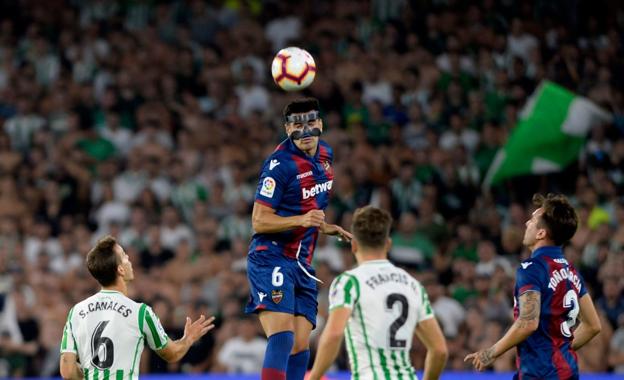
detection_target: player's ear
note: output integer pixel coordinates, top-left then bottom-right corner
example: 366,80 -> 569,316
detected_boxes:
385,237 -> 392,253
350,238 -> 358,254
117,262 -> 125,278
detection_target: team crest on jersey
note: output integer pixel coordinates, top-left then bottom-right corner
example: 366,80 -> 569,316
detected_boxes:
260,177 -> 276,198
323,161 -> 331,173
271,290 -> 283,304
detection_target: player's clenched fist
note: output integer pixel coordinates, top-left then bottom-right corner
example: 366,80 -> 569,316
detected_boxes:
300,210 -> 325,227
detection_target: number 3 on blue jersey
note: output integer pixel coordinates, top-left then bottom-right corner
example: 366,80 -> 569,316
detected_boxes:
561,290 -> 579,337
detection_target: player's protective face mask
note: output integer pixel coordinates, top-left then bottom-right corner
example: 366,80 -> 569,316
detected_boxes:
286,111 -> 322,140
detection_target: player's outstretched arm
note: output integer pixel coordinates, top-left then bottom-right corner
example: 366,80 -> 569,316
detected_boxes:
60,353 -> 83,380
156,315 -> 216,363
252,202 -> 325,233
308,307 -> 352,380
465,290 -> 540,371
415,318 -> 448,380
320,222 -> 353,242
571,293 -> 601,350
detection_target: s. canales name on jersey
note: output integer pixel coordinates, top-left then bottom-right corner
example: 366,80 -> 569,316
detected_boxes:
302,180 -> 333,199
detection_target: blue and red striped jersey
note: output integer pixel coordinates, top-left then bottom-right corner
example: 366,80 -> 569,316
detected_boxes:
513,246 -> 587,380
250,138 -> 334,264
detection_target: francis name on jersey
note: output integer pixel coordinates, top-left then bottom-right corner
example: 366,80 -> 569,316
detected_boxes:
329,260 -> 434,380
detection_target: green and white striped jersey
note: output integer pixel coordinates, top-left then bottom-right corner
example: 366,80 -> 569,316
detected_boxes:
329,260 -> 434,380
60,290 -> 169,380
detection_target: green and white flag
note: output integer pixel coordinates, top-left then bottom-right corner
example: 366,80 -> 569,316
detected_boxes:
483,81 -> 612,188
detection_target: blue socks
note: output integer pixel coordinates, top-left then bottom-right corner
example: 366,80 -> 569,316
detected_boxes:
262,331 -> 294,380
287,349 -> 310,380
261,331 -> 309,380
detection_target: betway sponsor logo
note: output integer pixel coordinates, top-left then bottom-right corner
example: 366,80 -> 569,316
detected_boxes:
302,180 -> 333,199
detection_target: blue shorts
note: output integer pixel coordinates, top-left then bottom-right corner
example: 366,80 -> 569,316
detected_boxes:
245,249 -> 318,328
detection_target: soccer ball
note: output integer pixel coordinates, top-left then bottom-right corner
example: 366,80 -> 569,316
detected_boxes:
271,47 -> 316,91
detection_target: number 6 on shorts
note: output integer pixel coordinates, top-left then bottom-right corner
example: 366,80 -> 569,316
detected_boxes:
272,266 -> 284,286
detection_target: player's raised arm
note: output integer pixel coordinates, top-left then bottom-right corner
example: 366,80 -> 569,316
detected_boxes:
253,200 -> 352,240
415,318 -> 448,380
571,293 -> 601,350
252,202 -> 325,233
465,290 -> 541,371
155,314 -> 216,363
138,303 -> 215,363
251,149 -> 326,233
60,353 -> 83,380
59,307 -> 82,380
413,283 -> 448,380
308,307 -> 352,380
309,274 -> 359,380
320,221 -> 353,242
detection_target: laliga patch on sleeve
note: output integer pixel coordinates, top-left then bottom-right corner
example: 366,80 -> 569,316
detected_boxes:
260,177 -> 276,198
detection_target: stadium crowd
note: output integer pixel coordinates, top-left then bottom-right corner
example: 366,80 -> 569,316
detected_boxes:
0,0 -> 624,377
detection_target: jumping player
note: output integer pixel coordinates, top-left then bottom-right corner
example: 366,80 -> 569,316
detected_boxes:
246,98 -> 352,380
59,236 -> 215,380
308,206 -> 448,380
465,194 -> 602,379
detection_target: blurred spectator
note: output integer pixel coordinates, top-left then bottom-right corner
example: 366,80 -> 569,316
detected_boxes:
314,234 -> 345,273
390,160 -> 423,215
2,291 -> 39,377
0,289 -> 22,377
596,277 -> 624,330
609,314 -> 624,373
425,279 -> 465,339
475,240 -> 512,277
390,212 -> 435,268
507,18 -> 539,63
450,224 -> 479,263
235,65 -> 270,118
140,226 -> 174,270
3,97 -> 45,152
75,126 -> 116,163
439,114 -> 480,153
264,4 -> 301,51
215,316 -> 266,374
160,206 -> 194,251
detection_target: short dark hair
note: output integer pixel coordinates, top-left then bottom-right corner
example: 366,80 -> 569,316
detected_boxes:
351,206 -> 393,249
532,193 -> 578,246
86,236 -> 120,286
283,98 -> 320,119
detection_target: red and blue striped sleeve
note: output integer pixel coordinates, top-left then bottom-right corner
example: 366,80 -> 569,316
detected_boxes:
516,261 -> 545,295
254,157 -> 290,210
